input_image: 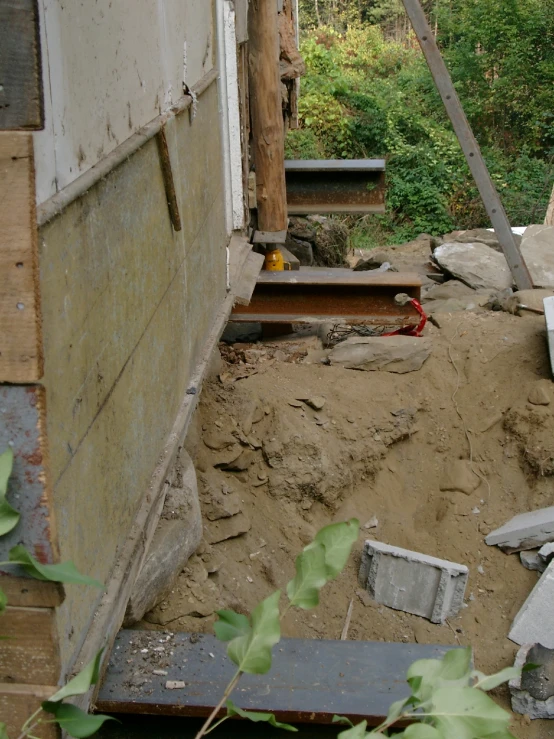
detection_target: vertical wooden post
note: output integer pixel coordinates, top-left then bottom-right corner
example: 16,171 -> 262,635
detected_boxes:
248,0 -> 288,234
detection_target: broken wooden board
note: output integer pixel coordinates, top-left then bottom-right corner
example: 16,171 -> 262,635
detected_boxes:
0,132 -> 43,381
97,631 -> 458,725
0,385 -> 58,567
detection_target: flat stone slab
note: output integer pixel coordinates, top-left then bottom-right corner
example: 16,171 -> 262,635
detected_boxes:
545,296 -> 554,378
521,225 -> 554,288
485,506 -> 554,553
359,541 -> 468,624
433,242 -> 513,291
509,561 -> 554,648
329,336 -> 432,374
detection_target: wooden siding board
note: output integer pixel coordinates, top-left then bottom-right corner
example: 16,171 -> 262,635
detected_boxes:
0,606 -> 60,685
0,0 -> 44,130
0,132 -> 43,381
0,683 -> 59,738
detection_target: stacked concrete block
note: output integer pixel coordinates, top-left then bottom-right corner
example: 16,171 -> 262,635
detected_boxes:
485,506 -> 554,553
359,541 -> 468,624
509,560 -> 554,648
510,643 -> 554,719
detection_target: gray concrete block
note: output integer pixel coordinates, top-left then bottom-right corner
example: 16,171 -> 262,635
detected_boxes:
359,541 -> 468,624
545,296 -> 554,377
124,449 -> 202,625
520,550 -> 545,573
509,561 -> 554,648
510,643 -> 554,719
485,506 -> 554,552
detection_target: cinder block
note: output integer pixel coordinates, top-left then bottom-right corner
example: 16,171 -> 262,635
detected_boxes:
510,643 -> 554,719
359,541 -> 468,624
509,560 -> 554,648
544,296 -> 554,377
485,506 -> 554,553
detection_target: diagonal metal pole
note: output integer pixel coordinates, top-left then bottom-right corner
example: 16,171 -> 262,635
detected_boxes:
401,0 -> 534,290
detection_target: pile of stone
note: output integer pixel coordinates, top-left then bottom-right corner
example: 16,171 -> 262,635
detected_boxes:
486,506 -> 554,719
286,215 -> 349,267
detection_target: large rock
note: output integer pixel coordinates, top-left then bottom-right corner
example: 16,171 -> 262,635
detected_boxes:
433,242 -> 513,291
124,449 -> 202,625
423,279 -> 476,301
329,336 -> 432,374
285,234 -> 313,266
520,225 -> 554,288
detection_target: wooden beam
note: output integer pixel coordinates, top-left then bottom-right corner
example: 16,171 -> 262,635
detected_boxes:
0,132 -> 43,381
1,606 -> 60,685
0,0 -> 43,130
97,631 -> 459,726
248,0 -> 288,234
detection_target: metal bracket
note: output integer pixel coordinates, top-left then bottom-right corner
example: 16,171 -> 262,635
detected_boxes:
401,0 -> 533,291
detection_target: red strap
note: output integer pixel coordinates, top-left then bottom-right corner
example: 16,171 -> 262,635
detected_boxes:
382,298 -> 427,337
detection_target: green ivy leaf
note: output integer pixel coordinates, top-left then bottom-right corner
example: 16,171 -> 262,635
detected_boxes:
45,649 -> 104,703
407,648 -> 472,702
42,703 -> 116,738
286,541 -> 328,609
399,726 -> 443,738
332,715 -> 354,727
428,686 -> 512,738
214,610 -> 251,642
0,448 -> 20,536
227,591 -> 281,674
314,518 -> 359,579
0,587 -> 6,613
337,719 -> 367,737
9,546 -> 103,588
226,699 -> 298,731
0,721 -> 8,739
471,666 -> 521,691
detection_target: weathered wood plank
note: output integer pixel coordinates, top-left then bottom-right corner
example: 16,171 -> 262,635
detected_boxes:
0,132 -> 43,381
0,607 -> 60,685
0,683 -> 59,739
0,0 -> 43,130
0,575 -> 64,608
0,385 -> 58,566
97,631 -> 458,725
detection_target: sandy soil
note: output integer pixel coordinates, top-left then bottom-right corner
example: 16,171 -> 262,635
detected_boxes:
138,310 -> 554,738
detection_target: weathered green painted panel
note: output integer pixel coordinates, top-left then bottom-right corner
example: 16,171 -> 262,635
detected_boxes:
38,79 -> 227,667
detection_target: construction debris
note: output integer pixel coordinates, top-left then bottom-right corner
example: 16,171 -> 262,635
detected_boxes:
329,335 -> 432,373
510,643 -> 554,719
359,541 -> 468,624
124,449 -> 202,626
485,506 -> 554,553
509,560 -> 554,648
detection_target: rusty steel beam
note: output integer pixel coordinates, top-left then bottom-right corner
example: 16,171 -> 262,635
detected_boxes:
231,268 -> 421,325
285,159 -> 386,215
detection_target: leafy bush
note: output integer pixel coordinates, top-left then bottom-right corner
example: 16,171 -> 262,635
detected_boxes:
288,15 -> 554,244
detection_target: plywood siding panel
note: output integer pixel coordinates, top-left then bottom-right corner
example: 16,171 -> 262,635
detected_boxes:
0,576 -> 63,608
0,132 -> 42,381
0,607 -> 60,685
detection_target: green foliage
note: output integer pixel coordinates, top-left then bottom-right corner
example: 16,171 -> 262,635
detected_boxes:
41,704 -> 116,738
0,723 -> 8,739
8,545 -> 104,588
226,699 -> 298,732
0,447 -> 20,536
289,12 -> 554,244
226,590 -> 282,674
332,646 -> 520,738
47,650 -> 104,703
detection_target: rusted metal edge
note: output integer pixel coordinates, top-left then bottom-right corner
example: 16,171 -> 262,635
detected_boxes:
36,68 -> 219,226
156,126 -> 182,232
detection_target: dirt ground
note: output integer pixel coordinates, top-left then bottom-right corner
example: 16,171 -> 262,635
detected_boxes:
138,307 -> 554,738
